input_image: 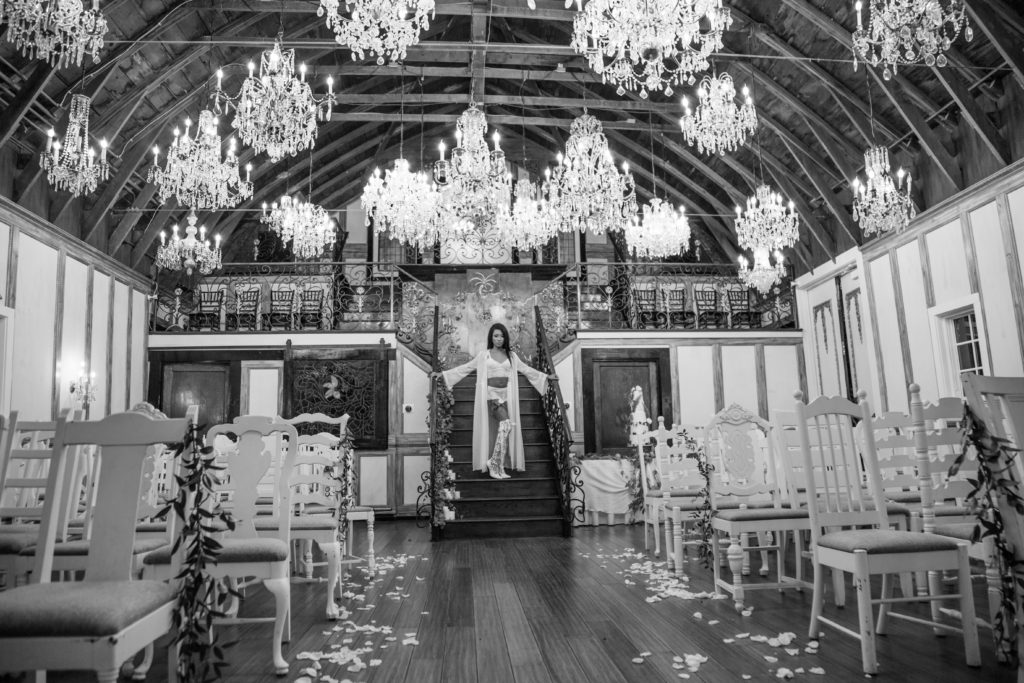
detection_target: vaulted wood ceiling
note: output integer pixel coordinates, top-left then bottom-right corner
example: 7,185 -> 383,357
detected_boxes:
1,0 -> 1023,274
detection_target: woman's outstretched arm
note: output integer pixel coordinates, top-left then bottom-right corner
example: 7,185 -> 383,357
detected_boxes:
435,353 -> 479,388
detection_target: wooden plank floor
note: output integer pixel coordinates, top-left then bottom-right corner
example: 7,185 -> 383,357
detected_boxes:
30,520 -> 1014,682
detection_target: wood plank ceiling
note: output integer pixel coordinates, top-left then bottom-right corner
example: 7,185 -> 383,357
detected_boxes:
1,0 -> 1022,274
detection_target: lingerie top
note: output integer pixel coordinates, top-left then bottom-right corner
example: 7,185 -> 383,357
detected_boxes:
485,354 -> 512,402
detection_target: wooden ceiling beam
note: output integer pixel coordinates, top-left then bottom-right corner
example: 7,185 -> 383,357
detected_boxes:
330,64 -> 602,84
328,111 -> 681,132
966,0 -> 1024,92
332,93 -> 678,113
762,159 -> 835,262
192,0 -> 576,21
108,184 -> 158,254
0,63 -> 56,149
930,65 -> 1011,166
778,136 -> 859,247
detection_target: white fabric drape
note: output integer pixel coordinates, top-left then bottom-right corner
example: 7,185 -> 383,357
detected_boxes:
442,351 -> 548,473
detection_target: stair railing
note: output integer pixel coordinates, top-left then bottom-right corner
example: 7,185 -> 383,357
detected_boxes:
534,306 -> 585,536
419,306 -> 454,540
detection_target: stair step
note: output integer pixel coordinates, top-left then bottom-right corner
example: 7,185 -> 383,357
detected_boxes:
452,398 -> 543,416
447,443 -> 553,459
452,385 -> 539,400
452,413 -> 547,430
441,516 -> 564,539
453,476 -> 560,497
453,495 -> 562,519
451,459 -> 557,477
450,427 -> 549,446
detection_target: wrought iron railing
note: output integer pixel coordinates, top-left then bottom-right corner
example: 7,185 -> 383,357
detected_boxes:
418,307 -> 453,540
534,305 -> 584,536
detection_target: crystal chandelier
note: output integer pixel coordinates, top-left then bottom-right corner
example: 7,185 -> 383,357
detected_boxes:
433,103 -> 511,227
2,0 -> 107,68
679,71 -> 757,156
261,195 -> 337,260
362,159 -> 448,251
624,197 -> 691,259
319,0 -> 435,65
852,145 -> 915,237
43,93 -> 109,196
738,246 -> 785,295
853,0 -> 972,79
544,113 -> 637,236
502,179 -> 557,252
570,0 -> 731,98
149,110 -> 253,210
735,184 -> 799,253
156,211 -> 223,275
214,38 -> 335,162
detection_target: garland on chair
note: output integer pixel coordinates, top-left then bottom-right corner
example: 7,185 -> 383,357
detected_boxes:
158,422 -> 238,683
953,403 -> 1024,667
331,426 -> 357,552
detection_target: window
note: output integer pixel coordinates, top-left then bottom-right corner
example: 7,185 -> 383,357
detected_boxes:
951,311 -> 984,378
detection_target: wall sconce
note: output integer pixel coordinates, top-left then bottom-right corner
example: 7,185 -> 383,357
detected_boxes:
69,362 -> 97,411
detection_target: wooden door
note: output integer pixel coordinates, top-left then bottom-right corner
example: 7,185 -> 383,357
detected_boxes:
161,363 -> 230,427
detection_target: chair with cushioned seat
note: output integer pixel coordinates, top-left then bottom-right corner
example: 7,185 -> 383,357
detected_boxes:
142,416 -> 298,676
0,412 -> 187,683
795,386 -> 980,676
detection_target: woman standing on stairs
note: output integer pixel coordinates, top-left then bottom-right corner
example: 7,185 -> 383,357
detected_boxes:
434,323 -> 555,480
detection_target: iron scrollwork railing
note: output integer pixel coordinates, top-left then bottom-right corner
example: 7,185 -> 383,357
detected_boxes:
418,306 -> 454,540
534,305 -> 584,536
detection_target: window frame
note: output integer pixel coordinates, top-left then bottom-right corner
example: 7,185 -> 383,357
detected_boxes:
928,293 -> 990,396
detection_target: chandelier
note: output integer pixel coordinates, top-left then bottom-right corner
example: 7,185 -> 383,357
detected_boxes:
852,145 -> 915,237
738,246 -> 785,295
2,0 -> 107,68
433,103 -> 511,227
156,211 -> 223,275
853,0 -> 971,79
502,179 -> 558,252
43,93 -> 109,196
680,71 -> 757,156
319,0 -> 435,65
261,195 -> 337,260
570,0 -> 731,98
544,113 -> 637,236
362,159 -> 449,251
149,110 -> 253,210
214,38 -> 335,162
735,184 -> 799,253
623,197 -> 691,259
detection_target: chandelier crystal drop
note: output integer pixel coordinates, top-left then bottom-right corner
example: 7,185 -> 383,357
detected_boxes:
214,38 -> 335,162
853,0 -> 971,79
42,94 -> 109,197
2,0 -> 107,68
852,145 -> 915,237
623,197 -> 691,260
362,158 -> 448,250
544,112 -> 637,236
156,211 -> 223,275
735,184 -> 799,253
319,0 -> 435,65
570,0 -> 731,98
679,72 -> 757,156
501,179 -> 558,252
738,246 -> 786,295
261,195 -> 337,260
433,103 -> 511,227
149,110 -> 253,210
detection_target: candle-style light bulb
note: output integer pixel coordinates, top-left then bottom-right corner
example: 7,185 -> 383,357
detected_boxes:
438,141 -> 446,160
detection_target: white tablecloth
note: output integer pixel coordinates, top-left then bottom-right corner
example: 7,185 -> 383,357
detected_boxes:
572,459 -> 640,526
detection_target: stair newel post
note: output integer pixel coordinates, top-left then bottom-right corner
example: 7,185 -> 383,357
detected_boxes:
426,305 -> 444,540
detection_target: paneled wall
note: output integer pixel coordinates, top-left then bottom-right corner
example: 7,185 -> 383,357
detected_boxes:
1,197 -> 151,419
796,159 -> 1024,410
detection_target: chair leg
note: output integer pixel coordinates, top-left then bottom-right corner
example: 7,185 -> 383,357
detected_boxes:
303,539 -> 315,580
956,545 -> 981,667
876,574 -> 894,635
809,556 -> 825,640
672,507 -> 683,577
652,505 -> 662,557
727,531 -> 745,611
711,528 -> 724,597
927,568 -> 945,636
832,567 -> 847,608
97,669 -> 120,683
366,514 -> 375,571
319,540 -> 342,620
740,532 -> 751,576
663,512 -> 674,571
132,643 -> 155,680
758,532 -> 770,577
853,550 -> 878,675
263,576 -> 291,676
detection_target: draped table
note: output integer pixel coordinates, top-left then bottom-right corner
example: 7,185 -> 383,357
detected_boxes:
571,458 -> 641,526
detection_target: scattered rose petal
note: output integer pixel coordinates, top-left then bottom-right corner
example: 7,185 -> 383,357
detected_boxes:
785,648 -> 800,656
707,620 -> 720,625
809,667 -> 826,675
776,668 -> 794,679
631,658 -> 645,664
370,659 -> 382,667
764,656 -> 778,663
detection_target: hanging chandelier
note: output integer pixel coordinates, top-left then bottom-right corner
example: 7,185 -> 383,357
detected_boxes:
544,113 -> 637,236
852,145 -> 915,237
319,0 -> 435,65
156,211 -> 223,275
261,195 -> 337,260
738,246 -> 785,295
735,184 -> 799,253
43,93 -> 109,197
679,71 -> 757,156
149,110 -> 253,210
501,179 -> 558,252
853,0 -> 971,79
362,159 -> 448,250
2,0 -> 107,68
623,197 -> 691,259
570,0 -> 731,98
433,103 -> 511,228
214,38 -> 335,162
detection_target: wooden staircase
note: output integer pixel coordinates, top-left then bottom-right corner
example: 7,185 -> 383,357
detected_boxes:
443,375 -> 564,539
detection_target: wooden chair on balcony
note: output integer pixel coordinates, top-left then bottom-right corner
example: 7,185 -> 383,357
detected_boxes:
298,288 -> 325,330
666,287 -> 695,329
727,289 -> 760,329
227,287 -> 260,331
633,288 -> 664,329
695,288 -> 726,329
187,289 -> 223,331
262,288 -> 295,331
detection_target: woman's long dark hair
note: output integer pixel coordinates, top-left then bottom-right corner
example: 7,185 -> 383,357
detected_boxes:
486,322 -> 510,352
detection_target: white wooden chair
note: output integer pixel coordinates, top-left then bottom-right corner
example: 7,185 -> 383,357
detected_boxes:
141,416 -> 298,676
796,387 -> 980,676
0,412 -> 187,683
706,404 -> 812,610
637,419 -> 705,559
